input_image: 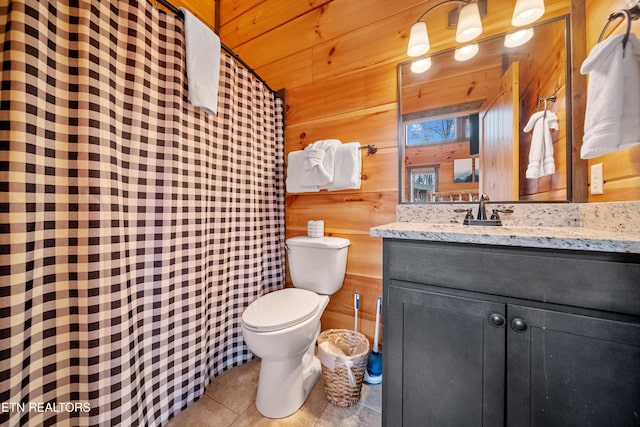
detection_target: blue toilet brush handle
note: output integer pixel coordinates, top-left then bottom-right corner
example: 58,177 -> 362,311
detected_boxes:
354,291 -> 360,332
373,296 -> 381,353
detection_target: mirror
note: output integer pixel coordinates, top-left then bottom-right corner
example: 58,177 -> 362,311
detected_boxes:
399,16 -> 571,203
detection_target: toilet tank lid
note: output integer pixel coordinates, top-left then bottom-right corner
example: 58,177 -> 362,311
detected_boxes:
286,236 -> 350,249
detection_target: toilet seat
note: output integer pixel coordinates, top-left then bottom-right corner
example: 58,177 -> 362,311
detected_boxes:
242,288 -> 321,332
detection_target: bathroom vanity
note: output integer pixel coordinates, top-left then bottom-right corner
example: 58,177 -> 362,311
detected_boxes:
371,221 -> 640,427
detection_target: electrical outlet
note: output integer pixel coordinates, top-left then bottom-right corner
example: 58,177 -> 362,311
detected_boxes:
591,163 -> 604,195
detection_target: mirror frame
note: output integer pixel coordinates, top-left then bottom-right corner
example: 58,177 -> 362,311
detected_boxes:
397,11 -> 588,204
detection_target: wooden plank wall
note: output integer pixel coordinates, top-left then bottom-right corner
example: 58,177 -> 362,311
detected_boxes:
405,141 -> 480,197
584,0 -> 640,201
215,0 -> 570,345
171,0 -> 581,344
163,0 -> 217,30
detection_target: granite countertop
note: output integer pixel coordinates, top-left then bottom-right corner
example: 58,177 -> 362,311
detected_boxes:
370,222 -> 640,254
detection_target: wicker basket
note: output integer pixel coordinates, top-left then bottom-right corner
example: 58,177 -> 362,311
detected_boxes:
317,329 -> 370,407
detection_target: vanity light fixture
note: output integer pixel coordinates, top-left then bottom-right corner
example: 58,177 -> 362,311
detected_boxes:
511,0 -> 545,27
456,2 -> 483,43
407,21 -> 430,57
406,0 -> 485,57
504,27 -> 535,47
454,43 -> 479,61
411,57 -> 433,73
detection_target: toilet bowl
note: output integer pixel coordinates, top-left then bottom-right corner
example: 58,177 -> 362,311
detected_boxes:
241,236 -> 350,419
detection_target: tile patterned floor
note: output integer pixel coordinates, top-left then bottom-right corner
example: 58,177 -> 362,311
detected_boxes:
165,358 -> 382,426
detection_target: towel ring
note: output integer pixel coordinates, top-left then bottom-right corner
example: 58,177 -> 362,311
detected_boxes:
537,98 -> 547,112
598,9 -> 633,54
537,93 -> 557,113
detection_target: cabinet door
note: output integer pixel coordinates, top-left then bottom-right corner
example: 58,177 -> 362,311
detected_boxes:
385,281 -> 505,427
507,305 -> 640,426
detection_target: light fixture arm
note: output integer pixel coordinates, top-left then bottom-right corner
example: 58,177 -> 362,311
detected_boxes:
407,0 -> 484,57
415,0 -> 472,23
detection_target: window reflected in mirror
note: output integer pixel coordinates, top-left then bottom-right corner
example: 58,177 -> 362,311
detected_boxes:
403,111 -> 480,202
405,114 -> 477,146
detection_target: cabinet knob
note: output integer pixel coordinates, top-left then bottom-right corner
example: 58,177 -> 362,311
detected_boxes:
511,317 -> 528,332
489,313 -> 505,327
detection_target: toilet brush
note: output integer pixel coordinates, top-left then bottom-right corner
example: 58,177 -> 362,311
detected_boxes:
364,296 -> 382,384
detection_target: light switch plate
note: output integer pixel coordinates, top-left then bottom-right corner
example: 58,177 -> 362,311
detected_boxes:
591,163 -> 604,195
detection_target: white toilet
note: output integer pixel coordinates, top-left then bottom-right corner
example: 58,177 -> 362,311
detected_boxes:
241,236 -> 350,419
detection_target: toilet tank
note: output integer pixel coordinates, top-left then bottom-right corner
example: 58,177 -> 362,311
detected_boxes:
286,236 -> 350,295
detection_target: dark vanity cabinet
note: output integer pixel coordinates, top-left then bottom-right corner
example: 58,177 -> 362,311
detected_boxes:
387,285 -> 506,426
506,305 -> 640,426
382,239 -> 640,427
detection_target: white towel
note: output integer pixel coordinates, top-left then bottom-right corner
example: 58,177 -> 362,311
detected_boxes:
324,142 -> 362,191
286,150 -> 321,193
180,8 -> 221,115
302,139 -> 341,186
580,33 -> 640,159
524,111 -> 558,179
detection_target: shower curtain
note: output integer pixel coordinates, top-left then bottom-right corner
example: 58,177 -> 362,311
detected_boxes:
0,0 -> 285,425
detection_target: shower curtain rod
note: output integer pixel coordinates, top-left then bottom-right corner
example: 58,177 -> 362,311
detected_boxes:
155,0 -> 281,98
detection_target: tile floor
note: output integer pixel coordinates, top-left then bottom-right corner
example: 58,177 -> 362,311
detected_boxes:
165,358 -> 382,427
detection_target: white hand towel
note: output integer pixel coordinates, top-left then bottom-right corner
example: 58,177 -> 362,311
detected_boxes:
180,8 -> 221,115
524,111 -> 545,179
524,111 -> 558,179
542,112 -> 559,176
286,150 -> 321,193
580,33 -> 640,159
302,139 -> 341,186
325,142 -> 362,191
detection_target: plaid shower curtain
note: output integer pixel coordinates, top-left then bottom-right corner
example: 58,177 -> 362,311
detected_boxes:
0,0 -> 285,425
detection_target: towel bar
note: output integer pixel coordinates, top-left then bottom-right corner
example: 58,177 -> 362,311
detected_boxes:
359,145 -> 378,155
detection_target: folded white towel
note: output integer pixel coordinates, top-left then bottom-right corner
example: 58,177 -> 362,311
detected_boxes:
303,139 -> 341,186
524,111 -> 558,179
180,8 -> 221,115
325,142 -> 362,191
286,150 -> 321,193
580,33 -> 640,159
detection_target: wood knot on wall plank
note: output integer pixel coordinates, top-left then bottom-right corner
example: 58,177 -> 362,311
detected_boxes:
466,82 -> 476,96
327,46 -> 336,64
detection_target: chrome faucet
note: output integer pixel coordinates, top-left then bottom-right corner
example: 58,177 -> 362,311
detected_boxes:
477,193 -> 489,220
460,193 -> 505,226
